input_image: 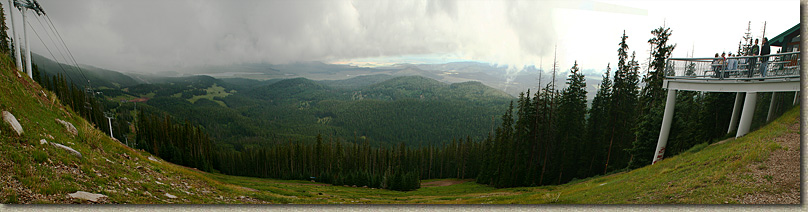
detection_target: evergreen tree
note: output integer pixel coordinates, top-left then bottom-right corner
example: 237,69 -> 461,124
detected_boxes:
537,82 -> 558,185
556,61 -> 587,182
628,26 -> 676,169
604,31 -> 640,174
32,64 -> 40,84
584,63 -> 612,176
0,2 -> 12,55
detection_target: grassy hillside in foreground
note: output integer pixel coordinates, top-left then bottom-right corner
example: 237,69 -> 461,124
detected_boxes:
0,55 -> 265,204
0,48 -> 799,203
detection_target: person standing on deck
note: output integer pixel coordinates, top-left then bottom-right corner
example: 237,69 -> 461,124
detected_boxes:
759,37 -> 771,78
712,53 -> 721,78
727,52 -> 739,74
720,52 -> 727,78
748,39 -> 760,77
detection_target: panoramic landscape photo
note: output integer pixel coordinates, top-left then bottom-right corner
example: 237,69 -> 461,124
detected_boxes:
0,0 -> 802,204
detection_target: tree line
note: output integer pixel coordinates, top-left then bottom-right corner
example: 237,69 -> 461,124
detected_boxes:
135,110 -> 215,172
212,134 -> 423,191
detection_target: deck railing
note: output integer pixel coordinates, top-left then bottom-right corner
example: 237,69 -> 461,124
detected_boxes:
664,51 -> 800,80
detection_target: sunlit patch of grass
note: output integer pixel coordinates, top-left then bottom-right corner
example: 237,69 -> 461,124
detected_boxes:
42,180 -> 78,195
187,84 -> 231,107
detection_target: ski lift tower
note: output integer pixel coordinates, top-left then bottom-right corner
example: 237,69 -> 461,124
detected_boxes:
104,111 -> 115,139
12,0 -> 44,79
7,0 -> 21,72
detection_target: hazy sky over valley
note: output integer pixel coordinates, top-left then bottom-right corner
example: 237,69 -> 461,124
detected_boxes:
11,0 -> 800,76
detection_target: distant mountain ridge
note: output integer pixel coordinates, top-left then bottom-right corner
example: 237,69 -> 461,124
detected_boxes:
32,53 -> 142,88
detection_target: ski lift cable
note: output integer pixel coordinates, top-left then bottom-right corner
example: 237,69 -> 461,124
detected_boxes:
18,0 -> 91,89
25,17 -> 74,84
41,13 -> 81,70
42,13 -> 90,88
32,14 -> 77,76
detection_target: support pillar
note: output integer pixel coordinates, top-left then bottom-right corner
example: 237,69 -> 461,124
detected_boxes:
794,91 -> 799,106
22,8 -> 31,79
736,92 -> 758,138
107,116 -> 114,139
767,92 -> 779,122
727,92 -> 744,134
8,0 -> 21,72
652,89 -> 677,165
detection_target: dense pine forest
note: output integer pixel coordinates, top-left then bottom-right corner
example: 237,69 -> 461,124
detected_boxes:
28,24 -> 797,191
119,75 -> 512,149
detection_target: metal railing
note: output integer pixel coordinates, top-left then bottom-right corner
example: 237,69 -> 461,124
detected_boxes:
664,51 -> 800,80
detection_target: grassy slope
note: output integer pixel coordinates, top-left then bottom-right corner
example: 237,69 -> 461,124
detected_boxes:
0,54 -> 263,204
0,49 -> 799,204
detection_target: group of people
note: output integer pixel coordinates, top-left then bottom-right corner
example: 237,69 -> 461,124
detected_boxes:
711,37 -> 771,78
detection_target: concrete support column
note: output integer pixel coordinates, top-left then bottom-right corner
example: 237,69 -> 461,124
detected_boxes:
652,89 -> 677,165
727,92 -> 744,134
767,92 -> 779,122
736,92 -> 758,138
107,117 -> 114,138
794,91 -> 799,106
8,0 -> 21,72
23,9 -> 31,79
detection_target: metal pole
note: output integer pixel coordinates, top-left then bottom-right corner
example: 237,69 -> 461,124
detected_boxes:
107,116 -> 113,138
736,92 -> 758,138
766,92 -> 779,122
8,0 -> 21,72
761,21 -> 766,41
727,92 -> 744,134
22,7 -> 31,79
652,89 -> 677,165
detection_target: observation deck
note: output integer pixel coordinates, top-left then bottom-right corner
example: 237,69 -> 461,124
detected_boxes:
653,51 -> 801,165
662,52 -> 800,92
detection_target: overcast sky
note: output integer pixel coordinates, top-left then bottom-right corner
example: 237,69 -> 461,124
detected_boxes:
8,0 -> 800,76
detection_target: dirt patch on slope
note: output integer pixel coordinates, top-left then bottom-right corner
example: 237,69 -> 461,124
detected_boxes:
421,179 -> 473,187
735,121 -> 800,204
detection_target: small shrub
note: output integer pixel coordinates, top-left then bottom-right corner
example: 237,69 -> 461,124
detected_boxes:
763,175 -> 773,182
686,142 -> 708,154
767,143 -> 782,151
6,193 -> 19,204
9,151 -> 25,164
19,176 -> 37,188
42,181 -> 77,195
91,176 -> 109,186
32,150 -> 47,163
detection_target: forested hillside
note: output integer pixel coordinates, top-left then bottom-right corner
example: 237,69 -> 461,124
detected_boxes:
76,73 -> 513,149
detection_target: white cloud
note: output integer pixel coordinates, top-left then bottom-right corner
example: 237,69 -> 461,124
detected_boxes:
10,0 -> 798,77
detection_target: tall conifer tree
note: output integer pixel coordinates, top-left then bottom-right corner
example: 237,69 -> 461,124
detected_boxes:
629,26 -> 675,169
556,61 -> 588,181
